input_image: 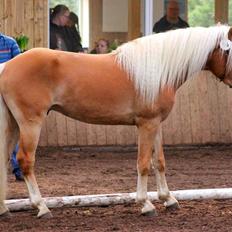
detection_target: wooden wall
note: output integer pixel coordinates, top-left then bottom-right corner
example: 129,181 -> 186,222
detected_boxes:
163,72 -> 232,145
215,0 -> 228,24
0,0 -> 48,48
89,0 -> 128,50
1,0 -> 232,146
39,72 -> 232,146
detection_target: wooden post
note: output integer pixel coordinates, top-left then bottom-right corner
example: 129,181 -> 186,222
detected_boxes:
215,0 -> 228,24
128,0 -> 141,41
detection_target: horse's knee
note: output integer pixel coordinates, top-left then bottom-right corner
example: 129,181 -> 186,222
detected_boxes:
157,158 -> 165,172
138,156 -> 152,176
153,153 -> 166,172
17,152 -> 34,175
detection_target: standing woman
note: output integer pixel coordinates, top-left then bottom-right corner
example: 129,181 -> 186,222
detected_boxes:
50,4 -> 70,50
65,12 -> 83,52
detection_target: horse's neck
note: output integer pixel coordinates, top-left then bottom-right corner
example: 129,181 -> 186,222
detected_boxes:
174,57 -> 209,92
172,70 -> 192,92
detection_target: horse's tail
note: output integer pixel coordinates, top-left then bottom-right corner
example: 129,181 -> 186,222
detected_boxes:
0,94 -> 9,207
0,62 -> 10,213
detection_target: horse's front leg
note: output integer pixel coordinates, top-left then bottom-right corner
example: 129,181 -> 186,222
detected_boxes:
17,123 -> 52,218
136,119 -> 159,216
152,126 -> 179,210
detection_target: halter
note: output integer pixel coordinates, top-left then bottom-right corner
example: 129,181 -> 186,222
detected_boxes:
220,39 -> 232,51
218,39 -> 231,84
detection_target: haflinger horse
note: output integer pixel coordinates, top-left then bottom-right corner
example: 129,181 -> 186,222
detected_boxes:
1,25 -> 232,219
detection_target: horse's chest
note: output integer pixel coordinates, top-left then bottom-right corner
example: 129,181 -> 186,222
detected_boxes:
157,91 -> 175,120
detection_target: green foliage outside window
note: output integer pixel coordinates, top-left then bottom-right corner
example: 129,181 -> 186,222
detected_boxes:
188,0 -> 214,27
229,0 -> 232,25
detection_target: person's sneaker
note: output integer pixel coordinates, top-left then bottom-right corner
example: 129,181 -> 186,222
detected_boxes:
15,174 -> 24,182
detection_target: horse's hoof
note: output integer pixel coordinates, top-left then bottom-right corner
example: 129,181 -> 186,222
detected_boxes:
0,211 -> 12,218
166,202 -> 180,211
141,210 -> 158,217
38,211 -> 53,219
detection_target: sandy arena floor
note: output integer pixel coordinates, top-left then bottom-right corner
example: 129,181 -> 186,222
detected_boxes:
1,145 -> 232,232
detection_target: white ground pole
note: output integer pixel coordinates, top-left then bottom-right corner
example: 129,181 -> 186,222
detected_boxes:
5,188 -> 232,212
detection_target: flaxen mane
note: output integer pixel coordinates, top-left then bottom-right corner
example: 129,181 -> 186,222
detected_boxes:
116,26 -> 232,104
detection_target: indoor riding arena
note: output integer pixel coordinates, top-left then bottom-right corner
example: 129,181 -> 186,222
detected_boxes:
1,1 -> 232,232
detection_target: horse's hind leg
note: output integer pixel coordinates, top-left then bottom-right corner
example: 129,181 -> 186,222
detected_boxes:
136,119 -> 158,216
152,127 -> 179,210
17,122 -> 52,218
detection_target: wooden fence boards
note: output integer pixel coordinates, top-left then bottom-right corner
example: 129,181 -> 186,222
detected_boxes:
42,72 -> 232,146
1,0 -> 232,146
0,0 -> 48,48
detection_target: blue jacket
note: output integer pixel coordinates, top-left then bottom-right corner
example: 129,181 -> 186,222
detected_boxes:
0,33 -> 20,63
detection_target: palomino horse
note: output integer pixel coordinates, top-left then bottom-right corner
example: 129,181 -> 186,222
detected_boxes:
1,25 -> 232,218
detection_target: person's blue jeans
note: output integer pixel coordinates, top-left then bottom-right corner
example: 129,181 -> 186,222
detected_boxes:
11,144 -> 23,178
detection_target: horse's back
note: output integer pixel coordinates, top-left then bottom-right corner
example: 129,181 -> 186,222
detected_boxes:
0,48 -> 138,125
0,48 -> 175,126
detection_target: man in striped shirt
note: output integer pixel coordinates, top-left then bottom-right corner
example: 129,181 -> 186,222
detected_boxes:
0,33 -> 24,181
0,33 -> 20,62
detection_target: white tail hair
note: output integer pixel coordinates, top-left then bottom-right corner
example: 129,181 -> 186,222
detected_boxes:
115,26 -> 232,105
0,62 -> 8,214
0,94 -> 9,213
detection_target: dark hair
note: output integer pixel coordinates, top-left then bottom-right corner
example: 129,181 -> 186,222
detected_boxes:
69,12 -> 79,25
50,4 -> 69,20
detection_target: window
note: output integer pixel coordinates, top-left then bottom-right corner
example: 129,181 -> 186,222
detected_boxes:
49,0 -> 89,48
229,0 -> 232,24
188,0 -> 214,27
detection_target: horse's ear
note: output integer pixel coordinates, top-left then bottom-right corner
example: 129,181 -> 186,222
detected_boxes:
228,27 -> 232,41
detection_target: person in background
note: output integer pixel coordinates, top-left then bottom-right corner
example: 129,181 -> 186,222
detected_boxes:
65,11 -> 83,52
50,4 -> 70,50
153,0 -> 189,33
90,39 -> 110,54
0,33 -> 23,181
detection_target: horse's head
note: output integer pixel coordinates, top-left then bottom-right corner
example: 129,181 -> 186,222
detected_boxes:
206,27 -> 232,88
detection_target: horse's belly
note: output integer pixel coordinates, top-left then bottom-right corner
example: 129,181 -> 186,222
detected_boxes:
54,103 -> 136,125
76,114 -> 135,125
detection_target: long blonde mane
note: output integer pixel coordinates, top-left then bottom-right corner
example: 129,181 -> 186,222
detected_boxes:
115,26 -> 232,105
